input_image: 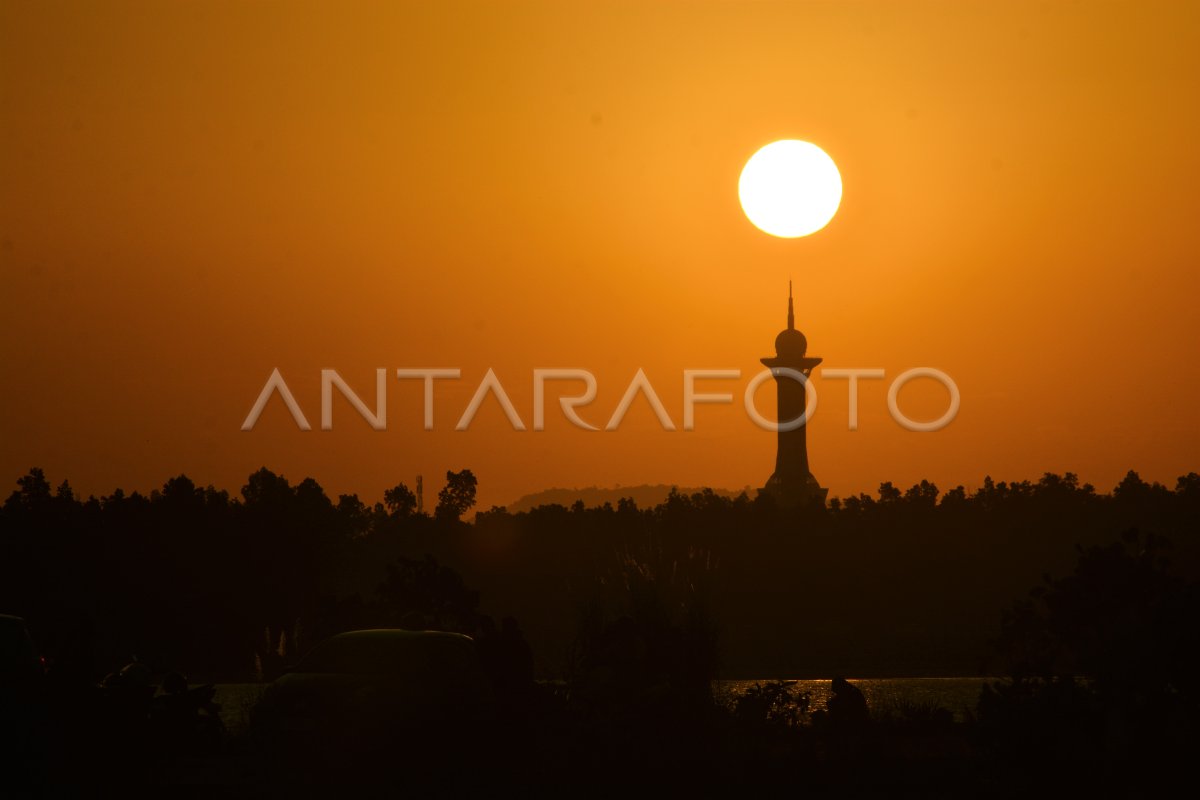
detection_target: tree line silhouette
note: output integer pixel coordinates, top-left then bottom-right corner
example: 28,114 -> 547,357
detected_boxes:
2,466 -> 1198,681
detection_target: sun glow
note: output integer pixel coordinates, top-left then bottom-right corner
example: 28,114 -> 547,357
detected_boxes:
738,140 -> 842,238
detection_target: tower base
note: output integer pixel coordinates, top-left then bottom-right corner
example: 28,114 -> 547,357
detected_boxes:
760,471 -> 828,509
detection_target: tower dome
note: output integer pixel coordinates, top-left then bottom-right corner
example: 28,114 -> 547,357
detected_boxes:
775,327 -> 808,359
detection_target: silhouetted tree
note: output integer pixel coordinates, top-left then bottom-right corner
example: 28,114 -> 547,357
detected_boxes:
940,485 -> 968,507
5,467 -> 52,512
335,493 -> 373,538
980,528 -> 1200,784
383,482 -> 417,517
1176,472 -> 1200,499
374,554 -> 480,632
569,547 -> 718,712
435,469 -> 477,522
992,529 -> 1196,690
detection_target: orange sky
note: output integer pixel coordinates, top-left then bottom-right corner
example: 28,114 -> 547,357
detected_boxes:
2,0 -> 1198,510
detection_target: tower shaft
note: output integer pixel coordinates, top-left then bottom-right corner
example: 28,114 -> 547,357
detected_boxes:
760,284 -> 827,507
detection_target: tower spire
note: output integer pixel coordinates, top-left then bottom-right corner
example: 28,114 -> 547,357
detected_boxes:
787,279 -> 794,330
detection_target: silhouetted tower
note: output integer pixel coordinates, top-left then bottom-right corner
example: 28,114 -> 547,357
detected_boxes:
416,475 -> 424,516
760,282 -> 827,507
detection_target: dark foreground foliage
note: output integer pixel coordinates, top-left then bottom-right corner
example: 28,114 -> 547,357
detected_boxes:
3,467 -> 1199,794
3,466 -> 1198,679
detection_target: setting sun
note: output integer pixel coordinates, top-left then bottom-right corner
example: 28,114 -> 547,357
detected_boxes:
738,140 -> 843,238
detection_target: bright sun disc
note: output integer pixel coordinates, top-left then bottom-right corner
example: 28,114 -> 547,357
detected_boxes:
738,140 -> 842,238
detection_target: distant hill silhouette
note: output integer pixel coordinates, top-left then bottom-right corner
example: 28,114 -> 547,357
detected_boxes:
504,484 -> 751,513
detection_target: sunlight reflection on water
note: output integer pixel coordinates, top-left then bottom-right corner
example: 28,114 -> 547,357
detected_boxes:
217,676 -> 996,734
715,677 -> 995,722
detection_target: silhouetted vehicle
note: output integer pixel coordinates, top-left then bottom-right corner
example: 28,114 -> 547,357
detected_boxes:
251,630 -> 493,756
0,614 -> 41,683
